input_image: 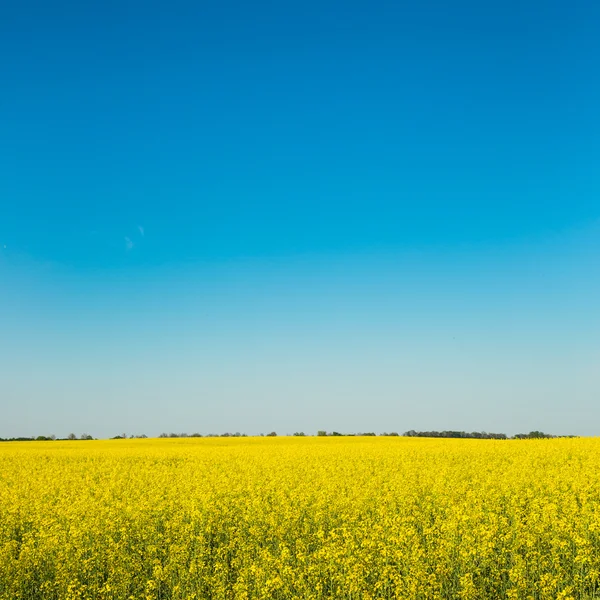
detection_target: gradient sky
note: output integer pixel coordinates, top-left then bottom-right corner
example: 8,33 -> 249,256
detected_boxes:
1,0 -> 599,438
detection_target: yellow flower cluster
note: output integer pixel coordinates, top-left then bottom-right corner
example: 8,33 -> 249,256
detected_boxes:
1,436 -> 599,599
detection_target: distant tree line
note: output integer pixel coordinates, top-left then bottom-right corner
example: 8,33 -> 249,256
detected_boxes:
157,432 -> 248,438
0,433 -> 94,442
128,430 -> 570,439
404,430 -> 508,439
0,430 -> 577,442
145,430 -> 573,439
403,430 -> 574,440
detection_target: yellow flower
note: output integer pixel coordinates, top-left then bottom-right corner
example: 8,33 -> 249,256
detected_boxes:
1,436 -> 600,598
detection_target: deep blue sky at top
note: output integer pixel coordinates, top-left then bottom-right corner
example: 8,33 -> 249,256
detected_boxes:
2,0 -> 599,268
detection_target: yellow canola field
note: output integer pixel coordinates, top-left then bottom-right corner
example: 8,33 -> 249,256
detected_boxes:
1,437 -> 600,600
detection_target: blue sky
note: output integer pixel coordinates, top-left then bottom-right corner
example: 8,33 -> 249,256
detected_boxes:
1,0 -> 599,437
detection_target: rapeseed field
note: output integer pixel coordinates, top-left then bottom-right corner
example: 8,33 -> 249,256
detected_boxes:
1,436 -> 599,600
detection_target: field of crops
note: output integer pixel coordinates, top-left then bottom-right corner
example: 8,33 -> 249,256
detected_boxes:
1,437 -> 600,600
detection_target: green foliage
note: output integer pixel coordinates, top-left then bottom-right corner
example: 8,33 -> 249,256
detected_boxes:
514,431 -> 554,439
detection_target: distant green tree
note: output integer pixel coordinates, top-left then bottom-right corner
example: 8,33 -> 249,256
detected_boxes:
317,430 -> 327,437
529,430 -> 551,439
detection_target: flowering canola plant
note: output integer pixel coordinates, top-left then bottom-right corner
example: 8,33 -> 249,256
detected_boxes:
1,437 -> 600,599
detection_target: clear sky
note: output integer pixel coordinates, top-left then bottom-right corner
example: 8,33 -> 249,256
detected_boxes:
1,0 -> 599,438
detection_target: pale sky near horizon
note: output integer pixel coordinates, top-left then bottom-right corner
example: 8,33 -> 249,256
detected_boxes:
1,0 -> 599,438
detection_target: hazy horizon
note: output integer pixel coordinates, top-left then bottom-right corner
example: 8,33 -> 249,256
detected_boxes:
2,0 -> 599,439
